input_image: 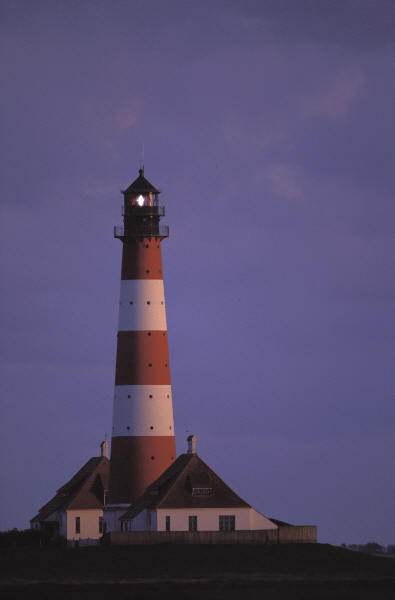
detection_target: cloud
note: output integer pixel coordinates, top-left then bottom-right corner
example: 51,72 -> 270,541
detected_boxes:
301,66 -> 367,121
81,179 -> 119,198
222,110 -> 285,160
263,162 -> 302,199
79,99 -> 140,145
112,104 -> 140,134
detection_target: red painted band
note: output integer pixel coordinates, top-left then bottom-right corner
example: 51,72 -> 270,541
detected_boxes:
121,239 -> 164,280
109,435 -> 176,504
115,331 -> 171,386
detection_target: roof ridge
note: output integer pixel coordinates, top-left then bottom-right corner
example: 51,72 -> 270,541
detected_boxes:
56,456 -> 104,493
120,454 -> 195,520
199,456 -> 252,507
156,453 -> 197,508
157,453 -> 252,511
31,456 -> 109,520
66,456 -> 109,510
155,454 -> 196,507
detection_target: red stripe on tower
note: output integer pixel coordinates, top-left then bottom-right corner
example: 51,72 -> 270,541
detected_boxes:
108,168 -> 176,506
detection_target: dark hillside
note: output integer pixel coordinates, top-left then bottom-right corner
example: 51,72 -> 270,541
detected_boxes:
1,543 -> 394,580
1,543 -> 394,600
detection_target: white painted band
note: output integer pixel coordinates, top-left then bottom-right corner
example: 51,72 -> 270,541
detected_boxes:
118,280 -> 167,331
112,385 -> 175,437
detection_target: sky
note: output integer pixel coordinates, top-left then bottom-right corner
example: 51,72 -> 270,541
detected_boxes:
1,0 -> 394,547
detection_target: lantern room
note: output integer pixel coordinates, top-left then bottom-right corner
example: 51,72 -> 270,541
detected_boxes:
115,168 -> 168,239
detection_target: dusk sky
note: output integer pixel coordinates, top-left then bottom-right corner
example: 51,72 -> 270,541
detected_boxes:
1,1 -> 394,546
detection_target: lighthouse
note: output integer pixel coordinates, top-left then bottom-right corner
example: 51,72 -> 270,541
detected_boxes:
107,168 -> 176,516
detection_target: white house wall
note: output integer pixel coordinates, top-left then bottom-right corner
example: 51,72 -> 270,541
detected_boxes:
103,505 -> 129,532
130,508 -> 150,530
150,510 -> 158,530
249,509 -> 278,530
66,509 -> 103,540
151,508 -> 277,532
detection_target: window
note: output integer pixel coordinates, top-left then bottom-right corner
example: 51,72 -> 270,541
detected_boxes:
75,516 -> 81,534
103,490 -> 108,505
219,515 -> 235,531
59,514 -> 63,527
99,517 -> 103,534
165,516 -> 170,531
189,516 -> 197,532
192,488 -> 211,495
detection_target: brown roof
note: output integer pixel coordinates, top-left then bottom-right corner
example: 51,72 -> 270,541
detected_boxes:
121,453 -> 251,521
123,169 -> 160,196
30,456 -> 109,522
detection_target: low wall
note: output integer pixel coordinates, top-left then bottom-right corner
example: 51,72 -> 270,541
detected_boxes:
67,538 -> 100,548
103,526 -> 317,546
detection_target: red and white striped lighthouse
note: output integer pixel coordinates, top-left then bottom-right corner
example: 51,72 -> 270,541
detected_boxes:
108,168 -> 176,506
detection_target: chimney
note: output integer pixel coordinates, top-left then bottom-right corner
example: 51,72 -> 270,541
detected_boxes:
187,435 -> 197,454
100,440 -> 109,458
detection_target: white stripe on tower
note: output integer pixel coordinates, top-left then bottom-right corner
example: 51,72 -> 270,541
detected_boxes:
118,279 -> 167,331
112,385 -> 173,436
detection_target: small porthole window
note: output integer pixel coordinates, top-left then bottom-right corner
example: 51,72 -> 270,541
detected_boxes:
130,301 -> 133,305
145,244 -> 149,248
151,456 -> 155,460
165,363 -> 168,367
149,395 -> 153,398
169,426 -> 172,430
146,270 -> 149,273
150,426 -> 154,430
127,426 -> 130,430
167,395 -> 170,398
159,270 -> 162,273
128,395 -> 131,399
149,363 -> 152,367
147,301 -> 150,305
161,301 -> 164,305
148,332 -> 151,336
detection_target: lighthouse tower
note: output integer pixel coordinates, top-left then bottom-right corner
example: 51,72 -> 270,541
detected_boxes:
107,168 -> 176,516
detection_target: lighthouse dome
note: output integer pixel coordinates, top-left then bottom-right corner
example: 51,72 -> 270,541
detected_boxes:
123,168 -> 160,196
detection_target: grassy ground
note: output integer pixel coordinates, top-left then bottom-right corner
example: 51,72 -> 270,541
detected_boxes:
1,543 -> 394,599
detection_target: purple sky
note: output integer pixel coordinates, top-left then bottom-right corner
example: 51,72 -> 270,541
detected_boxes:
1,1 -> 394,546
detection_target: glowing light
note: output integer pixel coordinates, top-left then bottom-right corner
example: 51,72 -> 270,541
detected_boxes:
137,195 -> 145,206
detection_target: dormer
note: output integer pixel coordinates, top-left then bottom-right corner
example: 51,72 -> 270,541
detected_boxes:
192,487 -> 212,496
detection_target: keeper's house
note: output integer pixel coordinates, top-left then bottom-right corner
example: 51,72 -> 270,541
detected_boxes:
118,436 -> 277,533
30,442 -> 109,545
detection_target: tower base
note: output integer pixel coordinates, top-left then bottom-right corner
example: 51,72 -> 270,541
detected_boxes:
109,435 -> 176,504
